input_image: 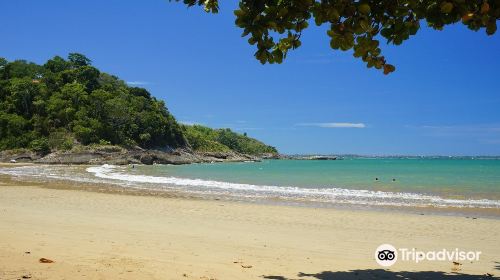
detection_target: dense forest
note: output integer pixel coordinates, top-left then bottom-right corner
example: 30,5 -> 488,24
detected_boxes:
182,125 -> 277,155
0,54 -> 277,156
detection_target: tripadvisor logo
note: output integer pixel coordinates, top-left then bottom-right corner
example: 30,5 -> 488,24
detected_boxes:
375,244 -> 481,267
375,244 -> 397,267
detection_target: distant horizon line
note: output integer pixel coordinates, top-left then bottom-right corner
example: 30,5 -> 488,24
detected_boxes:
281,154 -> 500,158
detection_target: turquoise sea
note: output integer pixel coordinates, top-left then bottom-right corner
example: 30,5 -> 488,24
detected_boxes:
2,157 -> 500,213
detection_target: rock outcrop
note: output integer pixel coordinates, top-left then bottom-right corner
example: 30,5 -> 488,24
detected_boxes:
0,147 -> 268,165
0,150 -> 43,163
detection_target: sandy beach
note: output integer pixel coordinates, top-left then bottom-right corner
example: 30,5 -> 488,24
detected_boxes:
0,174 -> 499,280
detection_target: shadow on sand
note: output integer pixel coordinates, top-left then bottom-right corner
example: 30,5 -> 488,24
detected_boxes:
262,269 -> 498,280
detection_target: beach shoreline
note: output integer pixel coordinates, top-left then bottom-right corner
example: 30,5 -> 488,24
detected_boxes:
1,172 -> 499,279
1,162 -> 499,220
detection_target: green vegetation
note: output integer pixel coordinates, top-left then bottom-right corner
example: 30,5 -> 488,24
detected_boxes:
0,54 -> 185,151
182,125 -> 278,155
0,54 -> 278,156
174,0 -> 499,74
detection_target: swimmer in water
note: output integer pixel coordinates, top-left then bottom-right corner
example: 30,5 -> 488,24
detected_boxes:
375,177 -> 379,181
392,178 -> 396,182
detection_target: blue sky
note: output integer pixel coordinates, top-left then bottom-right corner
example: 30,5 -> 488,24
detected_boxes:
1,0 -> 499,155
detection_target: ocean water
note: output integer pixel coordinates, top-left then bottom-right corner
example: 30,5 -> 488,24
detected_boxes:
2,158 -> 500,212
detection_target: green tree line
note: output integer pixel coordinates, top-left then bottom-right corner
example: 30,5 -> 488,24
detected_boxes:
182,125 -> 278,155
0,54 -> 277,155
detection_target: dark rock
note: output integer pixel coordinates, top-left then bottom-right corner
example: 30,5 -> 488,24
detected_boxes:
140,154 -> 154,165
35,152 -> 104,164
290,155 -> 338,160
1,147 -> 272,166
260,153 -> 283,159
0,150 -> 42,163
309,155 -> 337,160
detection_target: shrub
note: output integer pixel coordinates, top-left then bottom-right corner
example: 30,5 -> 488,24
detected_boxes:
29,138 -> 50,154
99,139 -> 111,145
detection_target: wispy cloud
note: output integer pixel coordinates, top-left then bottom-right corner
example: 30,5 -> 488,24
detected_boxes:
179,120 -> 202,126
413,124 -> 500,134
232,127 -> 263,131
126,81 -> 149,86
217,121 -> 263,131
296,122 -> 366,128
407,124 -> 500,144
179,120 -> 262,130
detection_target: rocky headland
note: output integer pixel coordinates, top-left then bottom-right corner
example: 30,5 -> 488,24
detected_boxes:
0,146 -> 271,165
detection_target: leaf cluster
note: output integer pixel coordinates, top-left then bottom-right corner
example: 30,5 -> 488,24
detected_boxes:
173,0 -> 499,74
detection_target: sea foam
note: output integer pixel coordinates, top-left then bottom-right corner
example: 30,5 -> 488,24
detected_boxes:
86,165 -> 500,209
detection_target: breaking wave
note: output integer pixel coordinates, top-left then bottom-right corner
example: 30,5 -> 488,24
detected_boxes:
84,165 -> 500,209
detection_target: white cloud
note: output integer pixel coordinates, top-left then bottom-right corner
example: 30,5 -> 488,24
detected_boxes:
233,127 -> 263,131
179,120 -> 202,126
297,122 -> 366,128
126,81 -> 149,86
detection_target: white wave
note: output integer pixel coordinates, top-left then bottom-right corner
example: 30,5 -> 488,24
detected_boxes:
86,165 -> 500,209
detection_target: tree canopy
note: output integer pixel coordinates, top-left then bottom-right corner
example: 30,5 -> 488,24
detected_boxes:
174,0 -> 499,74
182,125 -> 278,154
0,54 -> 278,155
0,54 -> 186,151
